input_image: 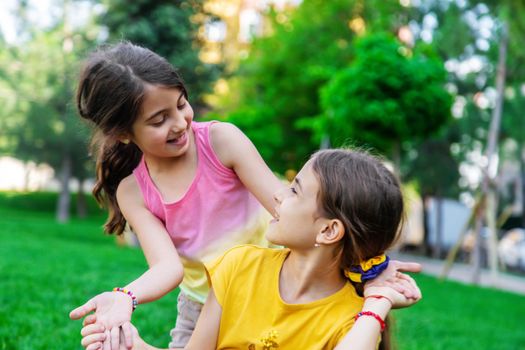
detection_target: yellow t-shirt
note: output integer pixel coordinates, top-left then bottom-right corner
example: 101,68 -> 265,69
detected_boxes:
206,245 -> 365,350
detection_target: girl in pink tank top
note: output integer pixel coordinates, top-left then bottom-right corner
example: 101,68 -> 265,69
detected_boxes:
69,42 -> 285,349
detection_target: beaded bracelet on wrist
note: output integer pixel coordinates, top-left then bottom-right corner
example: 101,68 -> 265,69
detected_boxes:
113,287 -> 138,311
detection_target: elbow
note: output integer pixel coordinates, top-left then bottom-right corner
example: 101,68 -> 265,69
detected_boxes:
174,263 -> 184,288
167,259 -> 184,290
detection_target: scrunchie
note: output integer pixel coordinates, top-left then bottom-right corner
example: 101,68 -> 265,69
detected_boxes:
344,255 -> 389,283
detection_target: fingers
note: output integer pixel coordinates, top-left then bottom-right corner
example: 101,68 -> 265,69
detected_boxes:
70,299 -> 97,320
103,330 -> 112,350
397,272 -> 422,300
81,323 -> 106,338
81,329 -> 106,349
111,327 -> 120,350
390,260 -> 422,273
86,343 -> 103,350
120,322 -> 134,349
83,314 -> 98,327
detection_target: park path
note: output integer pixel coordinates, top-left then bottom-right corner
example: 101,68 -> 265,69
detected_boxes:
391,252 -> 525,296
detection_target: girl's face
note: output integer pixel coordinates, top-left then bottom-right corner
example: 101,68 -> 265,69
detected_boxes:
266,161 -> 326,248
130,84 -> 194,159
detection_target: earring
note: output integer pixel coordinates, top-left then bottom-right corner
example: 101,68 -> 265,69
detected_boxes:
314,243 -> 320,248
122,139 -> 130,145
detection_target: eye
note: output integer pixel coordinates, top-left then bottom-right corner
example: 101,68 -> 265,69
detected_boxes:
290,187 -> 297,194
177,102 -> 186,110
151,114 -> 168,126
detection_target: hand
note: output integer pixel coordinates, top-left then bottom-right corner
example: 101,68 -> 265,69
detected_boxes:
81,314 -> 142,350
364,271 -> 422,309
70,291 -> 134,350
366,260 -> 422,299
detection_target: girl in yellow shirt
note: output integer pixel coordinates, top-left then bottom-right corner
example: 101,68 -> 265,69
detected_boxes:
80,148 -> 422,350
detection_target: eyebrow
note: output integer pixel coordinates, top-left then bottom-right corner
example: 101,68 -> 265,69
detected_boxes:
145,91 -> 184,122
293,177 -> 303,192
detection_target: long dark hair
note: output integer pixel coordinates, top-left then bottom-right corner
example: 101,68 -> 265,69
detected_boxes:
76,41 -> 187,234
311,149 -> 404,350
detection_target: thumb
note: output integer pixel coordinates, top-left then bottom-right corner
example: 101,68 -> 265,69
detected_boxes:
390,260 -> 422,273
69,298 -> 97,320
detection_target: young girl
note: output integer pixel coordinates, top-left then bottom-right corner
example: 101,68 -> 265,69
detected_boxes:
79,148 -> 423,350
69,41 -> 285,349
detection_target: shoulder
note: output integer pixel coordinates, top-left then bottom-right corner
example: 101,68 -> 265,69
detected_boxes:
209,122 -> 246,149
207,245 -> 284,274
116,173 -> 142,207
215,244 -> 268,265
208,122 -> 255,168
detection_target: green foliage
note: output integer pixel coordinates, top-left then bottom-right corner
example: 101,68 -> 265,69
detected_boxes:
100,0 -> 221,109
219,0 -> 407,172
0,5 -> 98,180
0,191 -> 104,216
318,33 -> 452,156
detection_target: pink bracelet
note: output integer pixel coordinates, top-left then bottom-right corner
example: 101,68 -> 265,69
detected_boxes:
113,287 -> 138,311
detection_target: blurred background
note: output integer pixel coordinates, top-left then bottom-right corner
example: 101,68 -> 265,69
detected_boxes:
0,0 -> 524,349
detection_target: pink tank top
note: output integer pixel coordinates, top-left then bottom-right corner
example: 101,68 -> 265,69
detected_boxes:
133,121 -> 269,302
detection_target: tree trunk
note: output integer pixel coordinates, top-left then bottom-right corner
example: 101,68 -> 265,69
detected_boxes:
472,20 -> 507,284
521,150 -> 525,228
56,154 -> 72,223
422,194 -> 432,256
391,141 -> 401,179
76,178 -> 88,219
434,195 -> 443,259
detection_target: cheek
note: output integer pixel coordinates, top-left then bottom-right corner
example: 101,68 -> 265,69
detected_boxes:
186,106 -> 194,120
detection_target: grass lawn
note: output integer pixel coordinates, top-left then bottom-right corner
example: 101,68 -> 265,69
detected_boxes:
1,191 -> 524,349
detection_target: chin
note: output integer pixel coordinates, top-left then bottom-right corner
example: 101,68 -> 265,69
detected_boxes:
265,230 -> 283,247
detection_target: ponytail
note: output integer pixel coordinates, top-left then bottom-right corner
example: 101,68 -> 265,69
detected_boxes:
92,133 -> 142,235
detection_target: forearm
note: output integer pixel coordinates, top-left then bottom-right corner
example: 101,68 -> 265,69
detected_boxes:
334,299 -> 391,350
125,260 -> 184,304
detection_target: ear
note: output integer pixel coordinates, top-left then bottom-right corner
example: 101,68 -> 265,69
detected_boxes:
118,134 -> 132,145
316,219 -> 345,245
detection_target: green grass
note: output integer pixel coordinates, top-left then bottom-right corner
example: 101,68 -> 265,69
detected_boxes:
1,191 -> 525,349
0,192 -> 178,350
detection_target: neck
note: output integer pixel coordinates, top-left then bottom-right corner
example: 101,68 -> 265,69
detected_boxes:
279,247 -> 346,304
144,129 -> 196,173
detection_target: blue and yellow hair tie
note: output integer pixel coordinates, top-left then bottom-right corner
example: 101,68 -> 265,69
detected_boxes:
344,255 -> 389,283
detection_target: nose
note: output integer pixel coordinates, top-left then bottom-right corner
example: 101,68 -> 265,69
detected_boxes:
171,113 -> 188,132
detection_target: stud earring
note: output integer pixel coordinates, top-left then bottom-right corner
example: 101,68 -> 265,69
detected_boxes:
122,139 -> 130,145
314,243 -> 320,248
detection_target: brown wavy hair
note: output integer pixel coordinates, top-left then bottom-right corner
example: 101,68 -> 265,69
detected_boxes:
311,149 -> 404,350
76,42 -> 187,234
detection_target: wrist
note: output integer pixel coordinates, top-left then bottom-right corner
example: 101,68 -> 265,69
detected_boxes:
362,297 -> 391,319
113,287 -> 138,311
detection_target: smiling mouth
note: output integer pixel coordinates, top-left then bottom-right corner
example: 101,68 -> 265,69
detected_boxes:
167,132 -> 187,144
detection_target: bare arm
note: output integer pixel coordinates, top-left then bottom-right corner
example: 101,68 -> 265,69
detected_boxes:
117,176 -> 184,303
334,265 -> 423,350
70,175 -> 184,348
80,288 -> 222,350
184,287 -> 222,350
210,122 -> 286,215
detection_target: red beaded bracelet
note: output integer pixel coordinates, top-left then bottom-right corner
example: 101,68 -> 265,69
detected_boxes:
113,287 -> 138,311
355,311 -> 386,332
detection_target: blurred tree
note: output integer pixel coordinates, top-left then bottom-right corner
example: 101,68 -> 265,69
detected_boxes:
404,126 -> 462,257
317,33 -> 452,169
99,0 -> 221,111
0,1 -> 99,221
213,0 -> 408,172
